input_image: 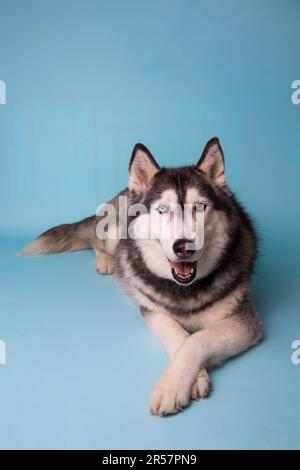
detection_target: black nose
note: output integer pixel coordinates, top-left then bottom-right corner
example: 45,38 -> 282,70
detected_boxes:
173,239 -> 195,258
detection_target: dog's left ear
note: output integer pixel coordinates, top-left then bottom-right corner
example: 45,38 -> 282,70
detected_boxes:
196,137 -> 226,187
129,143 -> 160,194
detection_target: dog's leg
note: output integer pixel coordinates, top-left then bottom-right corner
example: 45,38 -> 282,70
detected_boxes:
94,249 -> 114,275
150,315 -> 261,416
143,311 -> 211,402
143,311 -> 189,358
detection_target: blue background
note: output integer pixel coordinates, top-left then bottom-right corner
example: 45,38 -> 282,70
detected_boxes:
0,0 -> 299,449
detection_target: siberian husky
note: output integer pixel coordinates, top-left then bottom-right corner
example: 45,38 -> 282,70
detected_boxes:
23,138 -> 262,416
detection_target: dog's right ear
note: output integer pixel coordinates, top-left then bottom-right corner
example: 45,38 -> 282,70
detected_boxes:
129,143 -> 160,194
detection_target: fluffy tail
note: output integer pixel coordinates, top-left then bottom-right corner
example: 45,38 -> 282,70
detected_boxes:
22,216 -> 96,256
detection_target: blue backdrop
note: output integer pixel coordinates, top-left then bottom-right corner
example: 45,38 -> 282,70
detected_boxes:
0,0 -> 299,450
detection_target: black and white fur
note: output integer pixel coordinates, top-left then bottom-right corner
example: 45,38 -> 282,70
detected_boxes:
23,138 -> 262,416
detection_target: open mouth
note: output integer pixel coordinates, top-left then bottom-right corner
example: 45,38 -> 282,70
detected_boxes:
169,260 -> 197,285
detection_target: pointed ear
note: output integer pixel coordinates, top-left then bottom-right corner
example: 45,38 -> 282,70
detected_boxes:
196,137 -> 226,187
129,143 -> 160,194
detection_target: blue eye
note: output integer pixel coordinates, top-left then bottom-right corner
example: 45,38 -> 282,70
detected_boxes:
156,204 -> 170,214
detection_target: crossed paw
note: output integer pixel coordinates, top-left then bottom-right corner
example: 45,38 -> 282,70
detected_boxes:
150,368 -> 211,416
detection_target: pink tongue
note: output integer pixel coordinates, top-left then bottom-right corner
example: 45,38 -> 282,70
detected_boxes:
170,261 -> 192,275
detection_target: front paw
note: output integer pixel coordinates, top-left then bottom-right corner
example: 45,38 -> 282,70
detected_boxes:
191,368 -> 211,400
96,252 -> 114,275
150,374 -> 191,416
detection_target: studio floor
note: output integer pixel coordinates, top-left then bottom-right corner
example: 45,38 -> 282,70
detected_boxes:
0,235 -> 299,450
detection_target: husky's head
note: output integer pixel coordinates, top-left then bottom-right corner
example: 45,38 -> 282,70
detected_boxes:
128,138 -> 233,286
